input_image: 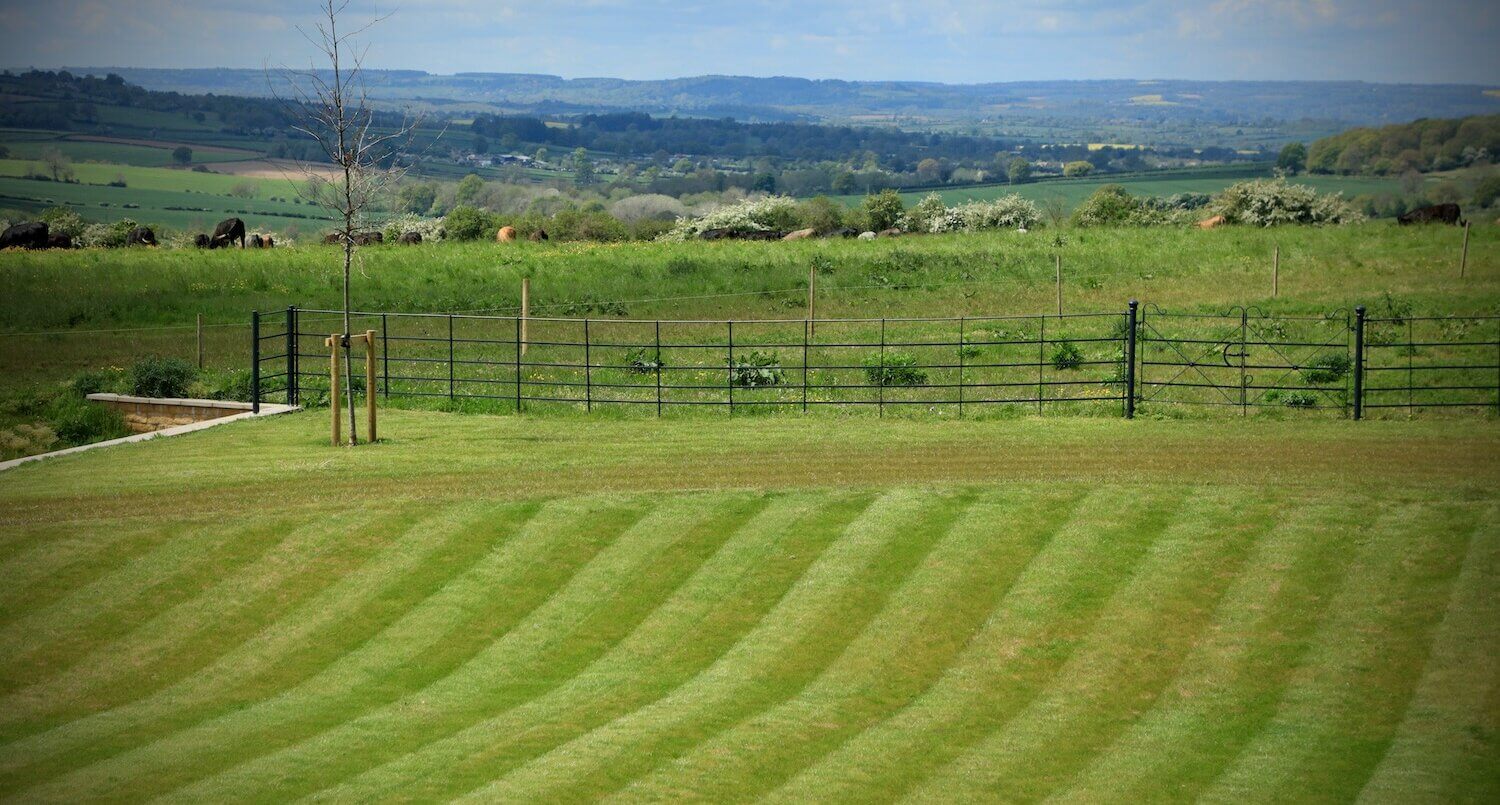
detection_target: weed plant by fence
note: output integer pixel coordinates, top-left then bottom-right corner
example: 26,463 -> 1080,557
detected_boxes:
253,304 -> 1500,420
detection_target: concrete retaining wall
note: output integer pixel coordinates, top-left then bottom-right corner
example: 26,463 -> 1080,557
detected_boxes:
86,393 -> 254,433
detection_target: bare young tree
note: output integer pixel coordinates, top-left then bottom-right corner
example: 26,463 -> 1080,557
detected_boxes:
275,0 -> 427,445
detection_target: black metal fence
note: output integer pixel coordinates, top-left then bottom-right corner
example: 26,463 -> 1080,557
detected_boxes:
251,303 -> 1500,419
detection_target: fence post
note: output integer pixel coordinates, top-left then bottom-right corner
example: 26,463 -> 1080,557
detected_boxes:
520,276 -> 530,356
878,318 -> 886,418
381,312 -> 389,400
802,318 -> 810,413
328,333 -> 341,446
1272,245 -> 1280,298
1239,308 -> 1248,416
957,317 -> 966,419
1055,255 -> 1063,315
447,314 -> 455,401
727,320 -> 734,414
1125,300 -> 1138,419
584,318 -> 592,412
655,320 -> 663,417
286,306 -> 297,406
1460,221 -> 1470,279
250,310 -> 261,414
514,316 -> 523,413
364,330 -> 377,442
1353,305 -> 1365,420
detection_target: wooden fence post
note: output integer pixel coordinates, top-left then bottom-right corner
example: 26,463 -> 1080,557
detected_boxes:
1273,244 -> 1280,298
520,276 -> 530,355
364,330 -> 377,442
328,333 -> 342,447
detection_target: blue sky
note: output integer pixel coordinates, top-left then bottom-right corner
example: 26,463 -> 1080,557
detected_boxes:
0,0 -> 1496,84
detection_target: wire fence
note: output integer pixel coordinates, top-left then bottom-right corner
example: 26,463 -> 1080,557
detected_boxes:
252,304 -> 1500,419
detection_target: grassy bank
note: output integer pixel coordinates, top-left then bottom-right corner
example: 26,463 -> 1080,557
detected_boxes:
0,412 -> 1494,800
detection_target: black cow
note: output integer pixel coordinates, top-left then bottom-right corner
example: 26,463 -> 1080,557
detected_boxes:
398,231 -> 422,245
323,232 -> 343,245
0,221 -> 48,249
249,233 -> 264,248
194,233 -> 211,248
1398,203 -> 1463,226
210,217 -> 246,248
352,231 -> 383,246
126,226 -> 157,247
529,228 -> 549,242
46,233 -> 73,249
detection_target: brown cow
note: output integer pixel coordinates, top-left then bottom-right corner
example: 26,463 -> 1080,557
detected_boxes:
1197,215 -> 1226,229
783,228 -> 816,241
528,228 -> 549,242
496,226 -> 517,242
1398,203 -> 1462,226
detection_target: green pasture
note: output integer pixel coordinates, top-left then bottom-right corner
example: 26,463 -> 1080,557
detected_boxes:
0,135 -> 253,167
0,160 -> 304,199
0,224 -> 1493,398
0,175 -> 332,232
0,412 -> 1494,801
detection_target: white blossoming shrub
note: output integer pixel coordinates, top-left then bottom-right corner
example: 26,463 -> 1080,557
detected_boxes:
955,195 -> 1042,230
659,195 -> 801,241
1213,178 -> 1364,227
381,214 -> 447,243
902,193 -> 949,233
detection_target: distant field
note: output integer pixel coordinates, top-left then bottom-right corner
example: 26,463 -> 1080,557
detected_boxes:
0,133 -> 254,167
837,168 -> 1410,210
0,160 -> 304,199
0,174 -> 332,231
0,413 -> 1494,801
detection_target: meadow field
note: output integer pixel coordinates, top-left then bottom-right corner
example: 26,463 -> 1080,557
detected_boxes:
0,412 -> 1495,801
1,223 -> 1493,394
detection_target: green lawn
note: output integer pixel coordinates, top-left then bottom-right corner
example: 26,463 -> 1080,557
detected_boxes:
0,175 -> 333,231
0,412 -> 1495,801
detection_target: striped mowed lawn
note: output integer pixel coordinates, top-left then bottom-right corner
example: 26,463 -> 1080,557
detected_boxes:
0,410 -> 1495,802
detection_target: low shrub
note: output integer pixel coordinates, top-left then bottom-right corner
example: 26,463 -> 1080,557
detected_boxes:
660,196 -> 801,241
1299,352 -> 1352,384
863,352 -> 929,386
70,367 -> 127,397
1072,186 -> 1166,227
382,213 -> 446,243
131,356 -> 197,398
1051,340 -> 1084,370
47,395 -> 130,446
442,205 -> 495,241
730,351 -> 785,387
1213,178 -> 1364,226
623,347 -> 664,375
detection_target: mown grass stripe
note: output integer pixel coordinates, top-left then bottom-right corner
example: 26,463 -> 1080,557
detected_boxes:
10,501 -> 548,801
1197,500 -> 1478,802
297,492 -> 877,804
0,517 -> 293,697
0,507 -> 398,745
1356,504 -> 1499,803
899,486 -> 1272,802
1043,499 -> 1362,802
607,487 -> 1085,802
0,494 -> 603,797
451,488 -> 976,803
762,485 -> 1185,804
157,492 -> 785,803
0,519 -> 191,632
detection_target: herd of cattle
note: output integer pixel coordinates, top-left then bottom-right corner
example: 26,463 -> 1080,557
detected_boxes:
0,203 -> 1476,251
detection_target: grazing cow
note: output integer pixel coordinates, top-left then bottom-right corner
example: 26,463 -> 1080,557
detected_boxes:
46,233 -> 73,249
398,231 -> 422,245
249,233 -> 264,248
352,231 -> 383,246
1397,203 -> 1463,226
262,235 -> 274,248
496,226 -> 517,243
323,232 -> 343,245
877,227 -> 902,238
210,217 -> 246,249
857,231 -> 877,240
1197,215 -> 1227,229
826,227 -> 861,239
126,226 -> 157,247
528,228 -> 549,242
194,233 -> 211,248
0,221 -> 49,249
783,228 -> 816,241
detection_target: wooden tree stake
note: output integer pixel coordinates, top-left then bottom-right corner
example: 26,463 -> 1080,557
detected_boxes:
328,334 -> 342,447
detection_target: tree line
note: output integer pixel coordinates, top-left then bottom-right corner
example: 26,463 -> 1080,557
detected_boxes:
1304,114 -> 1498,175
